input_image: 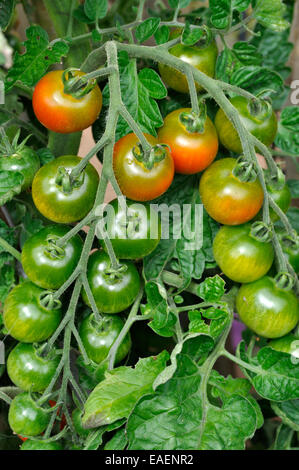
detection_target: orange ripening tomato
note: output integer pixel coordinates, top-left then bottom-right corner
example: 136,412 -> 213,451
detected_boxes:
32,70 -> 102,134
113,133 -> 174,201
158,108 -> 219,174
199,158 -> 264,225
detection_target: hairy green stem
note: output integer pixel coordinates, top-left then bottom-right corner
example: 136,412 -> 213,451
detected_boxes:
0,236 -> 21,262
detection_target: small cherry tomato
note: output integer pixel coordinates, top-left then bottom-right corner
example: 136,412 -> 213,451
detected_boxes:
82,251 -> 141,314
157,108 -> 218,174
199,158 -> 264,225
236,276 -> 299,338
213,223 -> 274,283
21,225 -> 83,290
268,183 -> 291,221
276,229 -> 299,274
159,35 -> 218,94
8,393 -> 50,437
79,313 -> 131,364
0,147 -> 40,191
101,198 -> 161,259
3,281 -> 62,343
215,96 -> 277,154
32,70 -> 102,134
113,133 -> 174,202
7,343 -> 60,392
32,155 -> 99,223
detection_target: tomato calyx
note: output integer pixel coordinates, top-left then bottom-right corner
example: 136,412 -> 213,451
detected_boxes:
232,155 -> 257,183
250,221 -> 272,243
0,128 -> 31,158
44,235 -> 66,260
179,101 -> 207,134
132,142 -> 170,170
274,272 -> 295,291
265,166 -> 286,192
247,96 -> 273,122
103,263 -> 128,283
62,68 -> 97,99
55,165 -> 85,194
39,291 -> 62,311
278,231 -> 299,251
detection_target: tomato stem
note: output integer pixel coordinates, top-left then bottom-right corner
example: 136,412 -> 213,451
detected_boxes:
0,236 -> 21,262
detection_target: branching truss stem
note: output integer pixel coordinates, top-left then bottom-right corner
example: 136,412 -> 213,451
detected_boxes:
1,33 -> 298,435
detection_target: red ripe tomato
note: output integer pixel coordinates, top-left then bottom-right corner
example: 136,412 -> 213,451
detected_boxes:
199,158 -> 264,225
32,70 -> 102,134
157,108 -> 219,174
113,133 -> 174,201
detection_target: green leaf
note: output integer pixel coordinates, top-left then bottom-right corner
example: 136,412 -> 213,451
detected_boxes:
127,355 -> 258,450
272,400 -> 299,431
232,42 -> 263,66
285,208 -> 299,233
145,281 -> 177,337
287,180 -> 299,199
102,51 -> 164,139
238,343 -> 299,401
209,0 -> 232,29
5,26 -> 69,91
188,310 -> 210,334
197,275 -> 226,302
232,0 -> 250,12
168,0 -> 192,9
104,428 -> 127,450
273,424 -> 294,450
82,351 -> 169,428
138,68 -> 167,100
253,0 -> 290,32
275,106 -> 299,156
143,174 -> 208,285
84,419 -> 125,450
182,23 -> 204,46
230,65 -> 284,98
0,0 -> 15,31
0,171 -> 23,205
153,334 -> 214,389
73,5 -> 95,24
84,0 -> 108,20
154,25 -> 170,45
0,264 -> 15,305
135,17 -> 161,43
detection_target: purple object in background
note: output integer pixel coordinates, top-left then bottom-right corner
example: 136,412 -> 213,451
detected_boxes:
230,317 -> 246,351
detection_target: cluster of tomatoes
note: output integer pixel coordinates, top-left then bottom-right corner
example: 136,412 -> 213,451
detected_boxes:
2,35 -> 299,448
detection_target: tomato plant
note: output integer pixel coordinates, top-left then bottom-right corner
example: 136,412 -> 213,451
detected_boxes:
32,155 -> 99,223
199,158 -> 264,225
113,133 -> 174,201
213,223 -> 274,283
33,70 -> 102,134
21,225 -> 83,290
157,108 -> 219,174
0,0 -> 299,453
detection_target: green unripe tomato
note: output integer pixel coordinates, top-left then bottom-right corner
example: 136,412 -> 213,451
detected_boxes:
268,183 -> 291,221
215,96 -> 277,154
21,225 -> 83,290
236,276 -> 299,339
0,147 -> 40,191
82,251 -> 141,314
159,33 -> 218,93
7,343 -> 60,392
79,313 -> 131,365
8,393 -> 50,437
213,223 -> 274,283
3,281 -> 62,343
101,198 -> 161,259
20,439 -> 63,450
